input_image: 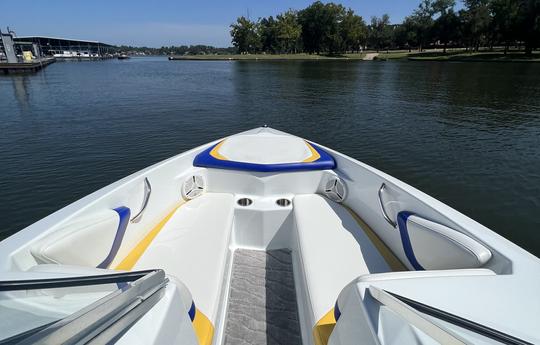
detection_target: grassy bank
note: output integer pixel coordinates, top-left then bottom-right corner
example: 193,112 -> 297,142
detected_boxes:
408,51 -> 540,62
168,53 -> 366,61
168,50 -> 540,62
373,50 -> 540,62
374,51 -> 411,60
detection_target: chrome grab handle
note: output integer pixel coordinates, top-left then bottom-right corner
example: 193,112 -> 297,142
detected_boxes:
378,183 -> 397,227
131,177 -> 152,222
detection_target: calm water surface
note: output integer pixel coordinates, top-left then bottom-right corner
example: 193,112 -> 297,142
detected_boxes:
1,57 -> 539,256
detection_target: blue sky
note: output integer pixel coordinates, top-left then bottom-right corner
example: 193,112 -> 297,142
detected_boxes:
1,1 -> 446,47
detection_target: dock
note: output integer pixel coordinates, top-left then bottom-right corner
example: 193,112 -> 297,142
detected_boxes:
0,57 -> 55,74
1,27 -> 115,74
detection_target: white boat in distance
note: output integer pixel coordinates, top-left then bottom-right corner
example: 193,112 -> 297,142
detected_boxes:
0,127 -> 538,345
52,51 -> 91,58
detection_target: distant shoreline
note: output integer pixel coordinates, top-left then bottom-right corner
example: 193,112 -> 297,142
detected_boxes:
406,52 -> 540,63
168,51 -> 540,62
168,53 -> 367,61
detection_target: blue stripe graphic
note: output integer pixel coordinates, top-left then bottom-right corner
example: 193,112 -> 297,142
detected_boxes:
397,211 -> 425,271
193,142 -> 336,172
334,300 -> 341,321
189,301 -> 196,321
97,206 -> 131,269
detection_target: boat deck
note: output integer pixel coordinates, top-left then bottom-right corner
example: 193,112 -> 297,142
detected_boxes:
224,249 -> 301,345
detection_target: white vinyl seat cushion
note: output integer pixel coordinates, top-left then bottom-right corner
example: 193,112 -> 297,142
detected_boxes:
30,210 -> 122,267
399,213 -> 492,270
293,194 -> 391,324
132,193 -> 234,324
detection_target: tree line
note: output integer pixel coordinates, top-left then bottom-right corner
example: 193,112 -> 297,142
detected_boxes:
117,45 -> 236,56
230,0 -> 540,55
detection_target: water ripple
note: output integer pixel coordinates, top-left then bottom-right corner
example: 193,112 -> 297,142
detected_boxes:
0,58 -> 539,256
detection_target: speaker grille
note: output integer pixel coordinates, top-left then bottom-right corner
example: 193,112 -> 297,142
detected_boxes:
182,175 -> 205,200
324,177 -> 346,203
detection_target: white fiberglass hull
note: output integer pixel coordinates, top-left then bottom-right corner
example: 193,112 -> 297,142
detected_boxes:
0,127 -> 538,345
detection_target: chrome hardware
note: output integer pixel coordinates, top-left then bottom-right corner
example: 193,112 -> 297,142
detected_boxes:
131,177 -> 151,222
378,183 -> 397,227
276,198 -> 291,207
237,198 -> 253,207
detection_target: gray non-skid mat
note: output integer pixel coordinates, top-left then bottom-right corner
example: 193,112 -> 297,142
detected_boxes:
223,249 -> 302,345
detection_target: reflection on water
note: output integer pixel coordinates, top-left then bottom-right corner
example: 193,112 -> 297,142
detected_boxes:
0,58 -> 539,256
11,76 -> 30,109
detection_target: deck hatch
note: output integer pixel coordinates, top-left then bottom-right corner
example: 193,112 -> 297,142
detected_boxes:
193,135 -> 335,172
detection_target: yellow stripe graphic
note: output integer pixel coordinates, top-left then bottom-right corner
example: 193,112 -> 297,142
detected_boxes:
193,308 -> 214,345
209,140 -> 228,160
303,141 -> 321,162
313,308 -> 337,345
345,206 -> 407,272
115,202 -> 184,270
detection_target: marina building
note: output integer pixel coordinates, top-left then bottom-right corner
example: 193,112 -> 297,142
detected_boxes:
14,36 -> 115,59
1,28 -> 115,62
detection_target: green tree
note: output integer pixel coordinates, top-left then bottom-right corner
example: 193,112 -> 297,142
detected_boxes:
435,10 -> 460,53
230,17 -> 260,54
432,0 -> 459,53
514,0 -> 540,55
411,0 -> 436,51
298,1 -> 346,54
340,9 -> 367,52
368,14 -> 392,52
460,0 -> 492,51
276,10 -> 302,53
323,3 -> 347,53
394,17 -> 419,51
259,16 -> 279,53
298,1 -> 326,53
490,0 -> 521,54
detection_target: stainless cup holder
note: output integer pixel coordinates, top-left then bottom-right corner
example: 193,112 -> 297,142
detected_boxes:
237,198 -> 253,207
276,198 -> 291,207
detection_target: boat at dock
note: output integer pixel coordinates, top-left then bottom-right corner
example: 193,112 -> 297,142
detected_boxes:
0,127 -> 538,345
117,54 -> 130,60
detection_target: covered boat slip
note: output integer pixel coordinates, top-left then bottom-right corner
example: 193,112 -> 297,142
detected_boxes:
0,128 -> 538,345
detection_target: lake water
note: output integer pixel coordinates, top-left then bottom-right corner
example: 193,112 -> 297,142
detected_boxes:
1,57 -> 539,256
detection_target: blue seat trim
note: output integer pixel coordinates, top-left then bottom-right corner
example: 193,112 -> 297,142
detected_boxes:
334,300 -> 341,321
193,142 -> 336,172
397,211 -> 425,271
97,206 -> 131,269
189,301 -> 196,322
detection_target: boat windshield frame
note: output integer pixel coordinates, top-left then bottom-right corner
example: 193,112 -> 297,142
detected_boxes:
0,269 -> 168,345
371,287 -> 532,345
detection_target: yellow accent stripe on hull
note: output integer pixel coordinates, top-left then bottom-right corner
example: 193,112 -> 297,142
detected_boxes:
345,206 -> 407,272
211,139 -> 321,164
312,208 -> 407,345
209,140 -> 228,160
303,141 -> 321,162
115,202 -> 184,271
193,308 -> 214,345
313,308 -> 337,345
